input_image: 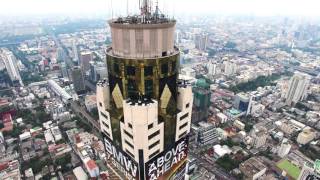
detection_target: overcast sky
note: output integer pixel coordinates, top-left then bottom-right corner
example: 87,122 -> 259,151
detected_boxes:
1,0 -> 320,17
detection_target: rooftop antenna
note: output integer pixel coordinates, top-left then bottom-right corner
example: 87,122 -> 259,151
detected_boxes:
111,0 -> 114,19
155,0 -> 159,19
141,0 -> 151,19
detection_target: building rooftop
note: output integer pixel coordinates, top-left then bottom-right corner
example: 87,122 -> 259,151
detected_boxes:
240,157 -> 267,178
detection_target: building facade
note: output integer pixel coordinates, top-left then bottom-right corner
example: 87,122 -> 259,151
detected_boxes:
285,72 -> 310,106
298,160 -> 320,180
80,51 -> 93,73
71,66 -> 86,94
97,2 -> 193,179
195,122 -> 219,147
0,49 -> 23,86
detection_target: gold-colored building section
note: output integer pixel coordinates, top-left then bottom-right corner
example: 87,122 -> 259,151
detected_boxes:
106,47 -> 180,148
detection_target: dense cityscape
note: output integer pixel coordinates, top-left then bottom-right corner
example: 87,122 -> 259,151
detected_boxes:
0,0 -> 320,180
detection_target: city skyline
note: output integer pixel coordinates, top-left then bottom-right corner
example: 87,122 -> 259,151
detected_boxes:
0,0 -> 319,179
1,0 -> 320,17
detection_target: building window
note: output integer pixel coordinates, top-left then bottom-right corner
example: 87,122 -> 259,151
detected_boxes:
128,123 -> 132,129
148,123 -> 153,129
102,121 -> 109,128
114,63 -> 119,73
180,113 -> 189,121
144,66 -> 153,76
148,130 -> 160,140
126,66 -> 135,76
178,131 -> 188,139
148,140 -> 160,150
125,140 -> 134,149
145,80 -> 153,97
124,130 -> 133,139
186,103 -> 190,108
104,130 -> 110,137
99,102 -> 102,107
125,149 -> 134,158
179,122 -> 188,130
128,79 -> 137,96
149,149 -> 160,159
172,61 -> 176,71
100,112 -> 108,120
161,63 -> 168,74
162,51 -> 167,57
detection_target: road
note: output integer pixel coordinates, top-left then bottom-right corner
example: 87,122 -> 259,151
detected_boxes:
70,101 -> 100,131
50,31 -> 74,68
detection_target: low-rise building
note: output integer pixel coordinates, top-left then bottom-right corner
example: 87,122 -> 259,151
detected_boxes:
251,127 -> 268,149
213,144 -> 232,159
297,127 -> 316,145
84,158 -> 99,178
85,95 -> 97,112
298,160 -> 320,180
195,122 -> 219,146
239,157 -> 267,180
217,113 -> 228,124
234,120 -> 245,130
73,166 -> 88,180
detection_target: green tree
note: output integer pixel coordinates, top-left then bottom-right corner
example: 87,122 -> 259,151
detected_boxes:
216,155 -> 240,171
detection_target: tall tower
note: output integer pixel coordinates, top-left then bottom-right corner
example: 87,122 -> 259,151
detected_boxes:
71,66 -> 86,94
97,1 -> 193,179
285,72 -> 310,106
0,49 -> 23,86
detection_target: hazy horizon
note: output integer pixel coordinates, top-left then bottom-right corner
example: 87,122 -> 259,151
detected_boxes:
2,0 -> 320,18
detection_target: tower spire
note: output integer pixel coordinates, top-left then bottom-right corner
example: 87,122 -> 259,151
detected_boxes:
141,0 -> 151,16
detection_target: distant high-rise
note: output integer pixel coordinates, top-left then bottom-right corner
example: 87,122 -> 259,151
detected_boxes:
71,66 -> 86,94
192,79 -> 211,123
89,61 -> 107,83
206,61 -> 217,76
194,33 -> 208,51
223,60 -> 237,76
285,72 -> 310,106
72,40 -> 79,64
60,62 -> 69,80
80,51 -> 93,73
0,49 -> 23,86
96,1 -> 193,179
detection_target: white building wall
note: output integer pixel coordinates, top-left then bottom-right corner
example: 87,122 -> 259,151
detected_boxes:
285,72 -> 310,105
96,81 -> 112,140
121,100 -> 164,162
176,85 -> 193,141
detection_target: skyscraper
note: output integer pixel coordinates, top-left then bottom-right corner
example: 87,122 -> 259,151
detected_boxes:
285,72 -> 310,106
89,61 -> 107,83
71,66 -> 86,94
60,62 -> 69,80
194,33 -> 208,51
0,49 -> 23,86
72,40 -> 79,64
80,51 -> 93,73
223,60 -> 237,76
192,79 -> 211,123
97,1 -> 193,179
